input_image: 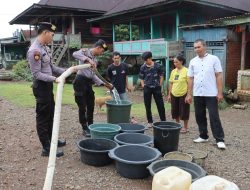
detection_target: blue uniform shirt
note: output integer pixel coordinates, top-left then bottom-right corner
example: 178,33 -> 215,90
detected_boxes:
73,48 -> 104,86
27,39 -> 65,82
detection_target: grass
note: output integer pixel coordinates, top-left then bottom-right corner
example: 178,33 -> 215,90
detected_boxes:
59,83 -> 106,105
0,82 -> 106,107
131,102 -> 171,118
0,81 -> 174,118
0,82 -> 35,107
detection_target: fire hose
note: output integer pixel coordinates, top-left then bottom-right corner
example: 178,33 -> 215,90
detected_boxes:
43,64 -> 91,190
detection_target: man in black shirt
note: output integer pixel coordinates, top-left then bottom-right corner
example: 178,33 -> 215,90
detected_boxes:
107,51 -> 131,100
139,51 -> 166,128
107,51 -> 137,123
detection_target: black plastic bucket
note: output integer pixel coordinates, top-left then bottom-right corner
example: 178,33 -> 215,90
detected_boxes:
106,100 -> 132,124
118,123 -> 146,133
114,133 -> 153,146
147,159 -> 206,182
77,138 -> 118,166
153,121 -> 182,155
109,145 -> 161,179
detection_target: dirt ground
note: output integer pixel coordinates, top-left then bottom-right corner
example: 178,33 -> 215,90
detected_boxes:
0,87 -> 250,190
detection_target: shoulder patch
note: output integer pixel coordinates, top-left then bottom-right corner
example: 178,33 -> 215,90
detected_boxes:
34,51 -> 41,61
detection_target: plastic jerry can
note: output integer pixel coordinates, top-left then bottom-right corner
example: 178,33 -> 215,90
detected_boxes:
152,166 -> 192,190
189,175 -> 239,190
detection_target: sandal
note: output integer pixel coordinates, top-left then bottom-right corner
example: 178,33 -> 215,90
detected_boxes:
180,128 -> 189,133
147,123 -> 153,128
130,117 -> 138,124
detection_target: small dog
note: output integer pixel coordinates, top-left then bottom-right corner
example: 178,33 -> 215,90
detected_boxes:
127,85 -> 136,92
94,96 -> 112,114
105,90 -> 111,95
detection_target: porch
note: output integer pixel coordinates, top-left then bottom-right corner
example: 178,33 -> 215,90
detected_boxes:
113,39 -> 182,58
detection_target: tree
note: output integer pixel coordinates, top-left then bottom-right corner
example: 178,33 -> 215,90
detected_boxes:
115,24 -> 139,41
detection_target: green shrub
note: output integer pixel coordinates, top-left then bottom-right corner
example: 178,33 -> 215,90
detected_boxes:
218,99 -> 229,110
12,60 -> 33,81
96,50 -> 112,77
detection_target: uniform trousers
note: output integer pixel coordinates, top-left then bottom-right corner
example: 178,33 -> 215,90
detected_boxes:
73,75 -> 95,128
32,80 -> 54,148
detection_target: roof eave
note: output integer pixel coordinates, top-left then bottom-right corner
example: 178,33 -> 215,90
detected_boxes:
186,0 -> 249,13
9,4 -> 37,25
179,23 -> 215,29
9,3 -> 106,25
87,12 -> 123,22
0,36 -> 18,41
87,0 -> 178,22
88,0 -> 248,23
212,15 -> 250,26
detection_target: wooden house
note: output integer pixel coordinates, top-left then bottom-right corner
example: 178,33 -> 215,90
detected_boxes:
9,0 -> 118,66
88,0 -> 250,86
209,14 -> 250,100
0,29 -> 36,69
177,13 -> 250,101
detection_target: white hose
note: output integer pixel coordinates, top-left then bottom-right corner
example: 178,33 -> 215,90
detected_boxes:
43,64 -> 91,190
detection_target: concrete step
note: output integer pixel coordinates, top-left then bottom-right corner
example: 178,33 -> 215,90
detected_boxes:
0,69 -> 12,80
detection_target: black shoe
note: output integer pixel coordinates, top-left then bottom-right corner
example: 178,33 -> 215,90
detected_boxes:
82,129 -> 91,137
82,125 -> 91,137
41,148 -> 64,157
57,139 -> 66,147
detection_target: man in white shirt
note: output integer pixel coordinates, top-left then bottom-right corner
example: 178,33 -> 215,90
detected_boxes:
185,39 -> 226,149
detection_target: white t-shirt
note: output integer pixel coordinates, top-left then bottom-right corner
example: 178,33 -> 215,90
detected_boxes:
188,53 -> 222,96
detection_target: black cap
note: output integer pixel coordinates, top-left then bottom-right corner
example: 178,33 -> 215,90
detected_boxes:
94,39 -> 108,51
38,22 -> 56,33
142,51 -> 152,61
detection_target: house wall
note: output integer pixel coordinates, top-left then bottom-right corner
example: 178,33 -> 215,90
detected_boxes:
75,18 -> 92,44
74,18 -> 112,45
183,28 -> 228,86
226,42 -> 241,89
1,44 -> 28,60
244,32 -> 250,70
245,41 -> 250,69
182,28 -> 227,66
183,28 -> 227,42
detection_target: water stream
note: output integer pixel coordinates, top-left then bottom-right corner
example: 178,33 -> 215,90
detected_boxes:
111,87 -> 121,104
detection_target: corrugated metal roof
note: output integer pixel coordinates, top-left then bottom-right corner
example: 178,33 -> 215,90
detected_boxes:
212,12 -> 250,22
176,13 -> 250,29
211,13 -> 250,26
104,0 -> 166,15
104,0 -> 250,16
21,30 -> 37,41
10,0 -> 250,25
10,0 -> 122,25
206,0 -> 250,12
38,0 -> 122,12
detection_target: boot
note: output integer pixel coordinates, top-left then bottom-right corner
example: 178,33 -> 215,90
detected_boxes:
48,139 -> 66,147
82,125 -> 90,137
57,139 -> 66,147
41,147 -> 64,157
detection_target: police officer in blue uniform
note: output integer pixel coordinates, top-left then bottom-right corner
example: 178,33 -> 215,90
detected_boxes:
27,22 -> 69,157
73,39 -> 113,136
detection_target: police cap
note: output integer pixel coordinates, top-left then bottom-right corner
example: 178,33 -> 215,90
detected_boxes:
142,51 -> 152,61
94,39 -> 108,51
38,22 -> 56,33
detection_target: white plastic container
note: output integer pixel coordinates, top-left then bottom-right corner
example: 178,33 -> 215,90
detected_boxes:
152,166 -> 192,190
189,175 -> 239,190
